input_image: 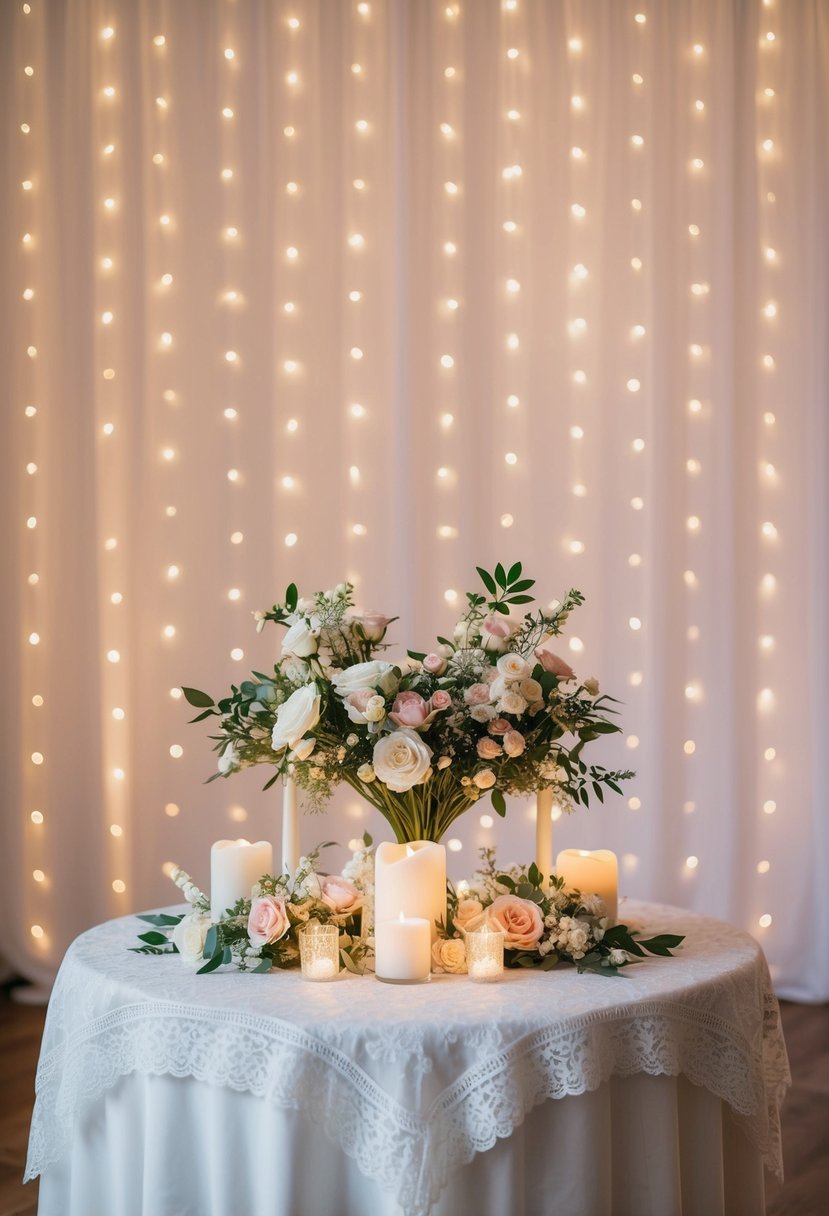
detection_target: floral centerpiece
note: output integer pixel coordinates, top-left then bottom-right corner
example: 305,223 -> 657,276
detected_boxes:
182,563 -> 633,843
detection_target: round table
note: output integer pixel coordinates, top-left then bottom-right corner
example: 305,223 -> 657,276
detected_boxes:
26,901 -> 789,1216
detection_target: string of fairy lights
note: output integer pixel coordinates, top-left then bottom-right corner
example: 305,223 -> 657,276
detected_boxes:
13,0 -> 791,956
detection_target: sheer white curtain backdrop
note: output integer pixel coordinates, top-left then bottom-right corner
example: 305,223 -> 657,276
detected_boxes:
1,0 -> 827,1000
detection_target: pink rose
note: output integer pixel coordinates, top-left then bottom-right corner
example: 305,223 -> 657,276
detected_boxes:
487,717 -> 511,736
430,690 -> 452,712
464,683 -> 491,705
423,653 -> 447,675
389,691 -> 430,728
344,688 -> 377,724
502,729 -> 525,757
486,894 -> 544,950
480,615 -> 517,653
534,648 -> 576,681
320,875 -> 363,917
477,737 -> 503,759
356,612 -> 390,641
247,896 -> 290,947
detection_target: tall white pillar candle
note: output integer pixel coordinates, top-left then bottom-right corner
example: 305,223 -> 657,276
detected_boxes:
555,849 -> 619,924
374,841 -> 446,941
282,776 -> 300,877
535,789 -> 554,885
375,914 -> 431,983
211,839 -> 273,921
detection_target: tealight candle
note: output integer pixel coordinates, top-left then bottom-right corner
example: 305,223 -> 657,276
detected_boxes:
375,913 -> 431,984
210,839 -> 273,921
299,923 -> 340,982
466,925 -> 504,982
555,849 -> 619,923
374,841 -> 446,941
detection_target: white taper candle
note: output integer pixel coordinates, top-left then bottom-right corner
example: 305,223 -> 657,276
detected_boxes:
535,789 -> 554,885
282,776 -> 300,877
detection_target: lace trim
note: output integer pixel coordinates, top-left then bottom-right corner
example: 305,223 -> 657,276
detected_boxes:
26,994 -> 789,1216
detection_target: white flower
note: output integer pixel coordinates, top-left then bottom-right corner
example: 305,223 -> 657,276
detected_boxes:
372,729 -> 433,792
172,913 -> 211,964
453,620 -> 480,647
364,695 -> 387,723
497,652 -> 531,680
281,617 -> 319,658
218,742 -> 239,774
290,737 -> 316,761
609,948 -> 628,967
431,937 -> 467,974
357,763 -> 376,783
271,684 -> 321,750
281,656 -> 310,684
253,610 -> 267,633
498,691 -> 527,716
297,597 -> 316,614
583,677 -> 600,696
489,676 -> 509,701
332,660 -> 399,698
473,768 -> 496,789
469,704 -> 497,723
519,677 -> 543,702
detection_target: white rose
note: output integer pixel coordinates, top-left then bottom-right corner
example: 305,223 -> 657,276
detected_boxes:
172,913 -> 211,964
281,618 -> 319,658
499,691 -> 527,716
453,620 -> 480,647
364,695 -> 387,723
489,676 -> 509,701
218,742 -> 238,774
519,678 -> 543,702
583,677 -> 600,696
497,652 -> 531,680
290,737 -> 316,761
297,597 -> 316,613
431,937 -> 467,974
469,704 -> 497,723
473,768 -> 496,789
609,948 -> 628,967
372,729 -> 433,792
272,684 -> 321,750
332,661 -> 399,698
357,763 -> 376,783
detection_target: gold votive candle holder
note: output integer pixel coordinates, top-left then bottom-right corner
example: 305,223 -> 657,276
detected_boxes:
466,925 -> 505,982
299,923 -> 340,982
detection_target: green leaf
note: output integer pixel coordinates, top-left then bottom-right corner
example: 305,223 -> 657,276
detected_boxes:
539,953 -> 559,971
494,562 -> 507,589
506,594 -> 534,605
196,951 -> 224,974
203,926 -> 219,958
137,930 -> 169,946
637,933 -> 685,956
491,788 -> 507,817
181,687 -> 215,708
476,566 -> 497,595
407,650 -> 427,662
340,949 -> 362,975
516,882 -> 535,899
262,773 -> 279,792
222,946 -> 233,965
285,583 -> 298,611
506,578 -> 535,594
507,561 -> 522,583
492,601 -> 511,615
527,862 -> 542,888
496,873 -> 516,891
252,957 -> 273,973
138,913 -> 184,927
188,709 -> 215,724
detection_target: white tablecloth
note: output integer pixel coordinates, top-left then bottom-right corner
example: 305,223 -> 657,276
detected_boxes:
27,902 -> 789,1216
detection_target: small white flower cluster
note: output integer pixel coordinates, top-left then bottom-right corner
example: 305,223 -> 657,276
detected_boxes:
545,914 -> 606,961
171,866 -> 210,913
341,843 -> 376,937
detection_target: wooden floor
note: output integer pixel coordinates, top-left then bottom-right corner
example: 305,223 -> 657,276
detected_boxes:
1,987 -> 826,1216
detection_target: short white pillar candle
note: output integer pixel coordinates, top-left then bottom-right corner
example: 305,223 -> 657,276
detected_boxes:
375,913 -> 431,984
555,849 -> 618,924
210,839 -> 273,921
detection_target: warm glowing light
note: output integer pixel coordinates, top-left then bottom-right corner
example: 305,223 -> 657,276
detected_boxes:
683,740 -> 696,755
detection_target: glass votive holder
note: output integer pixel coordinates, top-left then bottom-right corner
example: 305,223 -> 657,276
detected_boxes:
299,923 -> 340,982
465,925 -> 504,982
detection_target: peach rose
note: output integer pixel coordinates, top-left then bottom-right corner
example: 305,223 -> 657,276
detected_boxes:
487,717 -> 511,736
320,875 -> 363,917
455,898 -> 486,932
389,691 -> 430,728
431,937 -> 467,974
477,737 -> 502,760
486,894 -> 544,950
430,689 -> 452,711
247,896 -> 290,947
502,730 -> 526,757
534,648 -> 576,680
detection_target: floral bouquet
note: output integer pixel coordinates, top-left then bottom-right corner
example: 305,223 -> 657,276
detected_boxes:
131,845 -> 372,974
432,849 -> 684,977
182,562 -> 633,843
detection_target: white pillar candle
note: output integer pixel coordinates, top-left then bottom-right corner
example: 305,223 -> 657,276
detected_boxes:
282,776 -> 300,877
555,849 -> 619,924
375,913 -> 431,983
211,839 -> 273,921
374,841 -> 446,941
535,789 -> 554,886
